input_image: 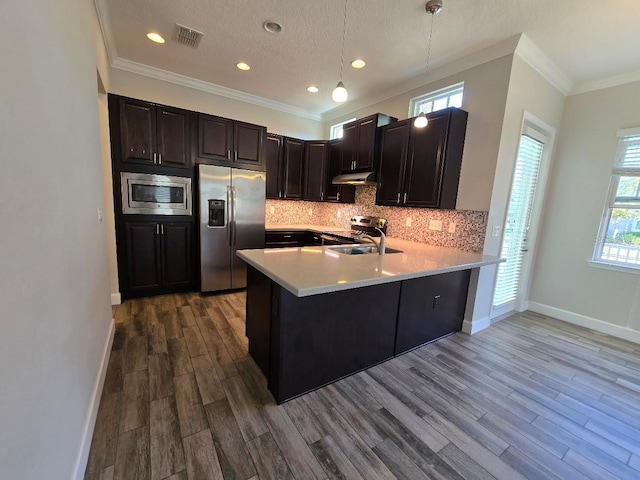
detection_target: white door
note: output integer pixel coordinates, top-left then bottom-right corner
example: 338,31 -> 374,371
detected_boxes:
492,119 -> 553,318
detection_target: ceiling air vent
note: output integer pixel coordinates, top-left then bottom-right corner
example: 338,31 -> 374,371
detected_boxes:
174,24 -> 203,48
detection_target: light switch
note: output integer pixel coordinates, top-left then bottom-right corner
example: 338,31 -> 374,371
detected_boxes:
448,222 -> 456,234
97,207 -> 103,223
405,217 -> 412,227
269,206 -> 275,214
429,219 -> 443,231
492,225 -> 501,237
337,210 -> 342,219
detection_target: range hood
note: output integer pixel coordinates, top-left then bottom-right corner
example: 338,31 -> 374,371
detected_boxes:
332,171 -> 377,185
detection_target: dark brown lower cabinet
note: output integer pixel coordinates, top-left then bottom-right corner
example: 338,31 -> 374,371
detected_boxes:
245,265 -> 471,404
395,269 -> 470,355
124,221 -> 193,297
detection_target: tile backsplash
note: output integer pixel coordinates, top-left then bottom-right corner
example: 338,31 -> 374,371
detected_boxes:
266,186 -> 488,253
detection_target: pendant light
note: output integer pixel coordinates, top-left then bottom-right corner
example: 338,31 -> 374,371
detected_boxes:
414,0 -> 443,128
332,0 -> 349,102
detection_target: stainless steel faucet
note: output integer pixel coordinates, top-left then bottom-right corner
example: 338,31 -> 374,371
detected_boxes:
357,228 -> 386,255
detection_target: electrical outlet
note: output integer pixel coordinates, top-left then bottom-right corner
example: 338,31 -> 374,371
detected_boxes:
337,210 -> 342,219
448,222 -> 456,234
405,217 -> 412,227
429,219 -> 443,231
308,208 -> 313,216
269,206 -> 275,214
492,225 -> 501,237
97,207 -> 103,223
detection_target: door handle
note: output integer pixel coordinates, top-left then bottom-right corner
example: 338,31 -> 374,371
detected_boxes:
226,186 -> 232,247
231,186 -> 237,246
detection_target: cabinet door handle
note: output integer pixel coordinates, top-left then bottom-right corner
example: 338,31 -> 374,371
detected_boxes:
158,153 -> 162,165
153,152 -> 157,164
234,151 -> 238,162
397,193 -> 401,204
161,224 -> 164,235
403,193 -> 407,204
337,191 -> 341,201
156,224 -> 160,235
227,150 -> 231,160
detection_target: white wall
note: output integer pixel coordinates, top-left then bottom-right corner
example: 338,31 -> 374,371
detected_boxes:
322,55 -> 514,212
470,55 -> 566,328
529,80 -> 640,340
0,0 -> 113,478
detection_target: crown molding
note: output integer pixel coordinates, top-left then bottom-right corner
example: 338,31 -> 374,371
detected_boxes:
571,69 -> 640,96
94,0 -> 117,64
111,58 -> 322,121
321,35 -> 521,123
515,34 -> 573,95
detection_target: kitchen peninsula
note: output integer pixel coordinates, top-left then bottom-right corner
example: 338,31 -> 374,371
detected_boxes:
238,232 -> 502,404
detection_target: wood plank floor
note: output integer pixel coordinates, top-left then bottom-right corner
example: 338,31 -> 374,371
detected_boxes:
85,292 -> 640,480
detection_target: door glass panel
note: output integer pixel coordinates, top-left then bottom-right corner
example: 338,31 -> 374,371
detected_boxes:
131,184 -> 184,204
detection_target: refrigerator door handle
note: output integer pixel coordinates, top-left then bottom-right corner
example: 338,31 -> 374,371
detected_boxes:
231,185 -> 237,246
226,186 -> 232,246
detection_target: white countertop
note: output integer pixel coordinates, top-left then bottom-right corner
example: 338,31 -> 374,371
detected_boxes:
240,225 -> 502,297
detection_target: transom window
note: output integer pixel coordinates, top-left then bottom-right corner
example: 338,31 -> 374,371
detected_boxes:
593,128 -> 640,268
329,118 -> 356,140
408,82 -> 464,117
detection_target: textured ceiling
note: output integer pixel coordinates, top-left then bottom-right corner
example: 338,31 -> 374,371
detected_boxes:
103,0 -> 640,116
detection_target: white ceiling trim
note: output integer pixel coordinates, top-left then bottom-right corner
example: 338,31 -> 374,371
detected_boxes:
111,58 -> 322,121
94,0 -> 117,65
515,35 -> 573,96
571,69 -> 640,96
321,35 -> 522,123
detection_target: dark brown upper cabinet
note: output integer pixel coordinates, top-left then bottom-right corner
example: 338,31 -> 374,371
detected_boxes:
303,141 -> 328,201
265,133 -> 283,199
197,113 -> 265,171
326,139 -> 355,203
340,113 -> 397,173
265,134 -> 305,200
282,137 -> 305,199
376,107 -> 468,209
119,97 -> 191,169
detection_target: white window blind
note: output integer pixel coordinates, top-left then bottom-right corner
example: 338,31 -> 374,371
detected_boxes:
593,128 -> 640,267
493,133 -> 544,308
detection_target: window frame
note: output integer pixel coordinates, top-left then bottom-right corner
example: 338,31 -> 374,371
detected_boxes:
592,127 -> 640,271
329,118 -> 356,140
408,82 -> 464,118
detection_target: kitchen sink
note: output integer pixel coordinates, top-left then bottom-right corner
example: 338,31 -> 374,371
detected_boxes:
328,245 -> 403,255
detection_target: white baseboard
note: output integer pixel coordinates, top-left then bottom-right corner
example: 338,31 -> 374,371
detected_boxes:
110,293 -> 121,305
528,302 -> 640,345
72,318 -> 115,480
462,316 -> 492,334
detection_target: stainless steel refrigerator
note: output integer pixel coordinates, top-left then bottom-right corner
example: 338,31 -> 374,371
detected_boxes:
198,164 -> 266,292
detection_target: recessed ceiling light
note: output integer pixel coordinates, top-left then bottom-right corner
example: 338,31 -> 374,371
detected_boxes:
307,86 -> 319,93
351,59 -> 366,69
146,32 -> 165,44
264,21 -> 282,34
236,62 -> 251,71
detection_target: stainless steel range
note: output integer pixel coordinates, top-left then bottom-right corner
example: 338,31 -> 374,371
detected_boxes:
349,215 -> 387,237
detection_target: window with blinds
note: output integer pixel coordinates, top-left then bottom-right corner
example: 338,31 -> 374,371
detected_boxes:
493,132 -> 545,309
593,128 -> 640,268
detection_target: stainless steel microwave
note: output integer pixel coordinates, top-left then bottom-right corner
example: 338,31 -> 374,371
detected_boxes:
121,172 -> 192,215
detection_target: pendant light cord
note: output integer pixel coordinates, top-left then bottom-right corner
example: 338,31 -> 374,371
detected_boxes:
339,0 -> 348,82
426,9 -> 435,73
